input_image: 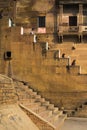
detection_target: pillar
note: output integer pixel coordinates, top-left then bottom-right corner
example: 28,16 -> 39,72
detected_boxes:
13,0 -> 17,25
79,4 -> 83,43
79,35 -> 83,43
59,4 -> 63,41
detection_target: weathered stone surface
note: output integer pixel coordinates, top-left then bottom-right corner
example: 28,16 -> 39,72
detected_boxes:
0,104 -> 39,130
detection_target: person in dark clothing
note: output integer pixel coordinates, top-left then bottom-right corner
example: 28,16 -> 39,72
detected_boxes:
71,59 -> 76,66
0,10 -> 3,19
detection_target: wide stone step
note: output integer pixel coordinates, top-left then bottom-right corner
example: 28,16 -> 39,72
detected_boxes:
18,98 -> 36,103
17,93 -> 32,98
46,113 -> 60,124
35,97 -> 45,102
0,99 -> 16,104
2,94 -> 16,98
47,104 -> 54,110
22,102 -> 41,109
41,101 -> 50,106
1,88 -> 14,92
16,90 -> 39,99
27,88 -> 34,93
30,106 -> 47,114
52,107 -> 59,114
27,91 -> 37,97
39,110 -> 53,119
17,95 -> 31,100
16,86 -> 34,94
47,105 -> 60,114
53,114 -> 67,128
33,94 -> 41,99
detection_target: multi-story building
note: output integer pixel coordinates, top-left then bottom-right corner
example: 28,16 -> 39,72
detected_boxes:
57,0 -> 87,43
15,0 -> 87,44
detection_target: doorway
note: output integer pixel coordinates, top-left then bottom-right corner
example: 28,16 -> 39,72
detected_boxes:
69,16 -> 77,26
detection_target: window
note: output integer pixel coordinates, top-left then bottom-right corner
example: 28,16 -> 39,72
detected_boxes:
4,51 -> 12,60
55,0 -> 59,6
38,16 -> 45,27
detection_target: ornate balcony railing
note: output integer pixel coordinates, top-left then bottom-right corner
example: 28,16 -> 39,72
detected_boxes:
69,26 -> 79,32
59,26 -> 79,33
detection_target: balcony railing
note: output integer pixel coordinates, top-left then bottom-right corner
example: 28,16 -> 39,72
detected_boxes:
59,26 -> 79,33
69,26 -> 79,32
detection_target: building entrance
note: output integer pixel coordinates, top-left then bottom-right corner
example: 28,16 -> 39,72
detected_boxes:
69,16 -> 77,26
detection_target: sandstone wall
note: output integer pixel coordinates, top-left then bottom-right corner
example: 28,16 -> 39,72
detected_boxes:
16,0 -> 57,34
0,74 -> 17,104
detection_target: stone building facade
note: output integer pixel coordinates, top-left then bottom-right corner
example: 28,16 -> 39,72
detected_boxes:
0,0 -> 87,118
15,0 -> 87,43
1,0 -> 87,44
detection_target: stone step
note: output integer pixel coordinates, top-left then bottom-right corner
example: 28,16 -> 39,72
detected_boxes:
16,88 -> 25,93
47,104 -> 54,109
1,88 -> 14,92
17,95 -> 30,100
26,91 -> 37,97
47,104 -> 60,114
2,94 -> 16,98
52,107 -> 59,114
0,99 -> 16,104
33,94 -> 41,99
16,90 -> 38,98
1,93 -> 15,97
55,110 -> 63,116
18,98 -> 36,103
15,84 -> 37,96
46,113 -> 60,124
35,97 -> 45,102
27,87 -> 34,92
39,109 -> 53,119
19,95 -> 42,103
18,92 -> 33,97
29,106 -> 46,114
22,102 -> 41,109
41,101 -> 50,106
53,114 -> 67,128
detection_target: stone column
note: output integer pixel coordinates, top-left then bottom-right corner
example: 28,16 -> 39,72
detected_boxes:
59,4 -> 63,43
13,0 -> 17,25
59,4 -> 63,33
79,4 -> 83,43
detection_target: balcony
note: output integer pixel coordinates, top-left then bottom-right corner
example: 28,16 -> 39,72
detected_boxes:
58,26 -> 79,34
68,26 -> 79,32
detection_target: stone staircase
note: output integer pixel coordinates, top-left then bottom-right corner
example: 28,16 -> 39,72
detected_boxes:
71,102 -> 87,118
49,43 -> 87,74
42,48 -> 81,75
14,79 -> 67,130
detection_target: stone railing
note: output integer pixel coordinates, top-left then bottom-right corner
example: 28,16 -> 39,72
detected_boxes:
62,26 -> 79,33
19,104 -> 56,130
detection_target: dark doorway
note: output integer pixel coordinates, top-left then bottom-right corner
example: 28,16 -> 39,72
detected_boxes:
69,16 -> 77,26
6,51 -> 11,58
4,51 -> 12,60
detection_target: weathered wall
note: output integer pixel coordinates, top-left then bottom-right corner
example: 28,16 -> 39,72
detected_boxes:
16,0 -> 56,34
0,19 -> 87,110
0,1 -> 87,110
0,74 -> 17,104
